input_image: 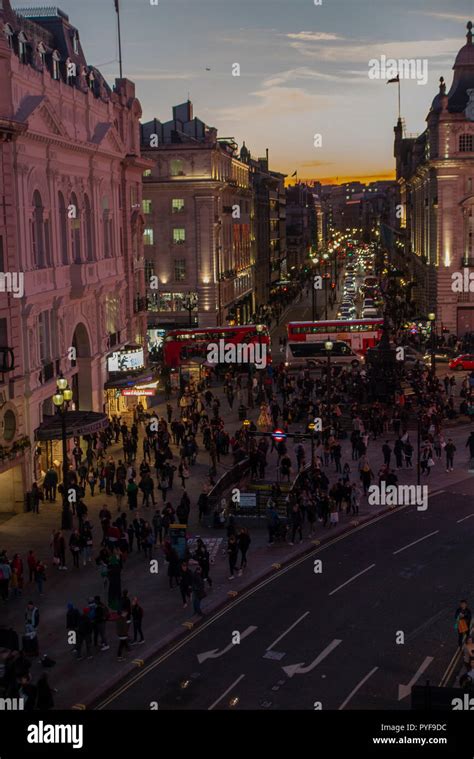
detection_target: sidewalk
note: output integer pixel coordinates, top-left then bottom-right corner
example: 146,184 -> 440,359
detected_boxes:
0,290 -> 473,708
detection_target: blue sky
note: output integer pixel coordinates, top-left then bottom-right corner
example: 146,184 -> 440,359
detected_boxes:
17,0 -> 473,183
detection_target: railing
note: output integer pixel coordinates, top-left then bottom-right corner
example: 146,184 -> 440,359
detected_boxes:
203,457 -> 250,527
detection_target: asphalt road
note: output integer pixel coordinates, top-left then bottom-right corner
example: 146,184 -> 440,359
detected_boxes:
96,474 -> 474,711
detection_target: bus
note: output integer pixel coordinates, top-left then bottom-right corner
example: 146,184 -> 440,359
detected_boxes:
163,324 -> 271,369
287,319 -> 383,354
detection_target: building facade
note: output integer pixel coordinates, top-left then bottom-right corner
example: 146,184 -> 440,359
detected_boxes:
0,1 -> 148,511
141,102 -> 254,330
285,183 -> 317,272
394,22 -> 474,334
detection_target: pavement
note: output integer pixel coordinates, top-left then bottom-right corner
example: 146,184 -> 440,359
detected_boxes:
0,286 -> 472,709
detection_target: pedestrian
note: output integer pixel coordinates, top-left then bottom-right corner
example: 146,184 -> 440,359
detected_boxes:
227,534 -> 239,580
31,482 -> 43,514
34,560 -> 46,596
179,562 -> 193,608
238,527 -> 251,571
193,539 -> 212,587
131,597 -> 145,644
289,504 -> 303,545
0,554 -> 11,601
92,596 -> 110,650
152,510 -> 163,546
69,530 -> 82,569
462,636 -> 474,670
382,441 -> 392,467
191,567 -> 206,617
445,438 -> 456,472
455,600 -> 472,648
27,550 -> 37,583
76,608 -> 93,660
116,610 -> 130,661
178,459 -> 190,488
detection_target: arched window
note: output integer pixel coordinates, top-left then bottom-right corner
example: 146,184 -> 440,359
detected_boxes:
4,24 -> 14,50
84,194 -> 93,261
70,193 -> 81,263
32,191 -> 46,268
52,50 -> 60,80
18,31 -> 28,64
58,191 -> 69,265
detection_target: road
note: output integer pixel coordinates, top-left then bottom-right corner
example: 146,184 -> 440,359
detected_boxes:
97,474 -> 474,711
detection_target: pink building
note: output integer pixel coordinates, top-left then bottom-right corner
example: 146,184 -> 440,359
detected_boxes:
0,1 -> 149,513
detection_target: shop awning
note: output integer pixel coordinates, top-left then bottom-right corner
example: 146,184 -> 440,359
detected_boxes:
34,412 -> 110,442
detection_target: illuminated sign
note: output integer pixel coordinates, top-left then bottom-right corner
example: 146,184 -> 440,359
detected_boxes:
121,388 -> 155,397
107,348 -> 145,373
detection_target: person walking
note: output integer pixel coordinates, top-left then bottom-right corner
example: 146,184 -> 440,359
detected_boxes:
131,597 -> 145,644
69,530 -> 81,569
238,527 -> 251,572
455,600 -> 472,648
92,596 -> 110,651
34,560 -> 46,596
191,567 -> 206,617
193,539 -> 212,587
382,441 -> 392,467
227,534 -> 239,580
76,608 -> 93,660
116,610 -> 130,661
445,438 -> 456,472
179,561 -> 193,608
289,504 -> 303,545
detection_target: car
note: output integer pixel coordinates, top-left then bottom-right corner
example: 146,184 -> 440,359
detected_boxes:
362,307 -> 379,318
422,347 -> 457,364
448,354 -> 474,371
285,340 -> 364,369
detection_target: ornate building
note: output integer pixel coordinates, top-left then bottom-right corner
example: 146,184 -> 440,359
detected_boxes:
141,101 -> 255,329
0,1 -> 148,512
394,22 -> 474,334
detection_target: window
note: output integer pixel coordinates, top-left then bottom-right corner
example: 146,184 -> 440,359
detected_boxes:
58,192 -> 68,265
37,42 -> 46,67
84,194 -> 93,261
145,259 -> 155,283
18,32 -> 28,64
173,228 -> 185,244
172,199 -> 185,214
4,24 -> 13,49
0,235 -> 3,272
143,227 -> 154,246
32,191 -> 46,268
170,159 -> 185,176
143,169 -> 152,178
174,259 -> 186,281
103,209 -> 113,258
3,410 -> 16,442
70,192 -> 81,263
142,199 -> 152,214
73,31 -> 79,54
52,50 -> 60,80
38,311 -> 52,363
459,134 -> 473,153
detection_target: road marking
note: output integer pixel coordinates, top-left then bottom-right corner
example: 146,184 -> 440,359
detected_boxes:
338,667 -> 379,710
207,674 -> 245,711
398,656 -> 434,700
72,704 -> 86,710
95,486 -> 461,709
328,564 -> 376,596
197,626 -> 257,664
392,530 -> 439,555
282,638 -> 342,678
457,513 -> 474,523
439,647 -> 462,687
266,612 -> 310,652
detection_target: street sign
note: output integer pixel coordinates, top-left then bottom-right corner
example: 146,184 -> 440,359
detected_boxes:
272,429 -> 286,442
238,492 -> 257,508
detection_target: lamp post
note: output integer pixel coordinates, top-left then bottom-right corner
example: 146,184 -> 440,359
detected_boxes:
311,257 -> 319,320
325,340 -> 333,430
308,421 -> 316,468
243,418 -> 251,453
183,291 -> 198,326
52,376 -> 73,530
427,312 -> 436,375
323,254 -> 329,319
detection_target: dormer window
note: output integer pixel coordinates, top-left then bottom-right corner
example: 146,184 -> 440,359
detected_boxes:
52,50 -> 60,80
88,69 -> 95,90
37,42 -> 47,67
73,31 -> 79,54
66,58 -> 76,84
4,24 -> 14,50
18,32 -> 28,64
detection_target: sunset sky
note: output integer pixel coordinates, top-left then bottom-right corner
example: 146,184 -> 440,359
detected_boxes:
18,0 -> 473,184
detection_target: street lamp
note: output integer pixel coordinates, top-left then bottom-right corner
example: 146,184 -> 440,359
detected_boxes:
323,254 -> 329,319
427,312 -> 436,375
183,291 -> 198,326
52,375 -> 74,530
325,341 -> 333,430
308,421 -> 316,468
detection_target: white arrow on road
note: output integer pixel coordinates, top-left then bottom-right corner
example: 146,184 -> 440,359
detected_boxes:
398,656 -> 434,700
197,626 -> 258,664
282,639 -> 342,678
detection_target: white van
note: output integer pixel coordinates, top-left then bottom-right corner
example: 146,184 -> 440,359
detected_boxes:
285,340 -> 363,369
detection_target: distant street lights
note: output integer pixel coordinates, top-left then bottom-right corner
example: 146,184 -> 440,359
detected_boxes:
325,340 -> 334,428
52,375 -> 73,530
428,312 -> 436,375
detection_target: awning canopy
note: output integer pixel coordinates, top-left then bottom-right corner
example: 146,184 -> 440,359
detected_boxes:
35,411 -> 110,442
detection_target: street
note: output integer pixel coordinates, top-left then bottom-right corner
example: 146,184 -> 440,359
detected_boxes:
98,475 -> 474,710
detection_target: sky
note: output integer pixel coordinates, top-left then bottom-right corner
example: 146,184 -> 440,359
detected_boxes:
14,0 -> 473,184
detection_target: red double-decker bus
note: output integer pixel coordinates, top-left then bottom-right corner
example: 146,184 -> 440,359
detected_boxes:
163,324 -> 271,368
287,319 -> 383,353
